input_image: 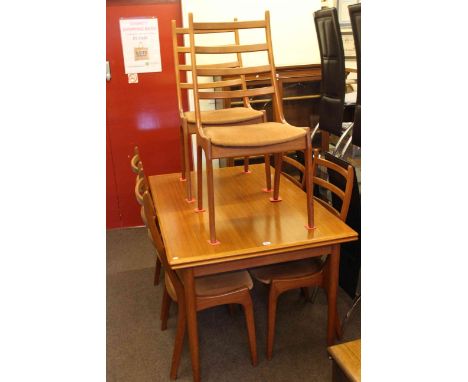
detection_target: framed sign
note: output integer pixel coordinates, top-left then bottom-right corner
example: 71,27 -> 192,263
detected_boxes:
336,0 -> 359,28
342,31 -> 356,59
119,17 -> 162,74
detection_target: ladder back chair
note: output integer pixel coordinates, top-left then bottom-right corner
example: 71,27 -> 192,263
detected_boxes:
130,145 -> 141,174
131,154 -> 163,286
172,20 -> 270,203
188,11 -> 315,244
249,149 -> 354,359
311,8 -> 355,156
142,191 -> 258,379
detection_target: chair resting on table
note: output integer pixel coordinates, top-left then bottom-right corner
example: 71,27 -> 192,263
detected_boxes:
171,19 -> 270,203
188,11 -> 315,244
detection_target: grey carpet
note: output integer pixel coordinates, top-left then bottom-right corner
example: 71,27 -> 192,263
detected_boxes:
107,227 -> 360,382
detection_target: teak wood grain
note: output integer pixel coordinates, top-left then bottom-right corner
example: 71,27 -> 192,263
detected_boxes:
328,339 -> 361,382
149,164 -> 357,270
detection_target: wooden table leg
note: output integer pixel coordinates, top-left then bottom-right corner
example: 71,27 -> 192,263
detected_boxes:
182,268 -> 201,382
327,244 -> 341,346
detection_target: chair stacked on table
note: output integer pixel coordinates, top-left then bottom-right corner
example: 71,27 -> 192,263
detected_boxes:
171,20 -> 271,203
186,10 -> 315,244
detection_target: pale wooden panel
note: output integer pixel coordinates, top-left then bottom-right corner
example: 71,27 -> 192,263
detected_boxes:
328,339 -> 361,382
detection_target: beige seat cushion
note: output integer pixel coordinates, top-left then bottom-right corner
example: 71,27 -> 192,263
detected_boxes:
249,258 -> 322,284
195,270 -> 253,297
165,270 -> 253,302
204,122 -> 307,147
184,107 -> 263,125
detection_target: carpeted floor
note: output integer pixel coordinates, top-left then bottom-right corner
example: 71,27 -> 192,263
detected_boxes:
107,227 -> 360,382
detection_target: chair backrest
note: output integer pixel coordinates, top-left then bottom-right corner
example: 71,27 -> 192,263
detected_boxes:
187,11 -> 285,132
280,150 -> 354,221
314,8 -> 346,136
142,191 -> 184,299
130,146 -> 141,174
281,155 -> 306,190
134,162 -> 146,206
172,19 -> 255,116
349,3 -> 361,147
312,149 -> 354,221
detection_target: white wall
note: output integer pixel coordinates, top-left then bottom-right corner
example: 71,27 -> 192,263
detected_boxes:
181,0 -> 322,66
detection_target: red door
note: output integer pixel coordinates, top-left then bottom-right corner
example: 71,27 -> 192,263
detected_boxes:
106,1 -> 183,228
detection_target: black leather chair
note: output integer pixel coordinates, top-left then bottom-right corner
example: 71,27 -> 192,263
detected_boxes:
323,151 -> 361,333
341,3 -> 361,155
312,7 -> 355,155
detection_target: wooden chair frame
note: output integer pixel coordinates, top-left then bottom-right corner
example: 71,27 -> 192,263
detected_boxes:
251,149 -> 354,359
188,11 -> 314,244
133,159 -> 162,286
172,20 -> 271,202
143,191 -> 258,379
130,145 -> 141,174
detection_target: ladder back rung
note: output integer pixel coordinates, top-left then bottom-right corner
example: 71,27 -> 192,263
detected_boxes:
193,20 -> 266,30
195,43 -> 268,54
197,86 -> 274,100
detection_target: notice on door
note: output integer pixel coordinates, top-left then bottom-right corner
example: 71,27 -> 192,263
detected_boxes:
119,17 -> 162,74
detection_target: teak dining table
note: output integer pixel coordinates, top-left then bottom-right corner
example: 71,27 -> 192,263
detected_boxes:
149,164 -> 358,382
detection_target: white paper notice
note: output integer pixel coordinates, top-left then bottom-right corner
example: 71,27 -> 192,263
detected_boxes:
119,17 -> 162,74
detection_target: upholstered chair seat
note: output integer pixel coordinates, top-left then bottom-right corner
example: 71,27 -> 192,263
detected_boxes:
184,107 -> 264,125
165,270 -> 253,302
249,259 -> 322,285
203,123 -> 307,147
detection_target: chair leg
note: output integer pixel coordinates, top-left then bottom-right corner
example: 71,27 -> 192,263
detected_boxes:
321,131 -> 330,152
154,257 -> 162,286
271,153 -> 282,202
335,305 -> 343,340
309,286 -> 319,304
243,157 -> 250,173
170,301 -> 186,380
304,137 -> 314,229
183,122 -> 193,202
242,296 -> 258,366
206,157 -> 218,244
161,286 -> 171,331
227,304 -> 236,316
264,154 -> 272,191
179,124 -> 185,181
196,144 -> 204,212
300,287 -> 310,300
267,284 -> 280,360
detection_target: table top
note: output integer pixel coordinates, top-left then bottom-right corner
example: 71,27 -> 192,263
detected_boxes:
328,339 -> 361,382
149,164 -> 358,270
